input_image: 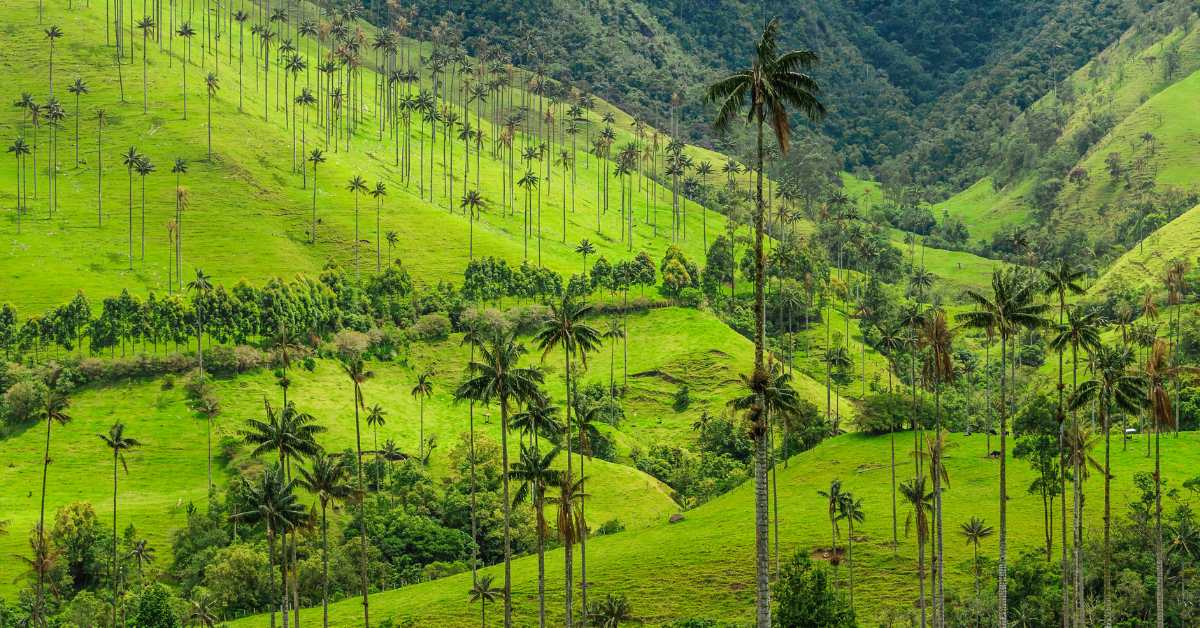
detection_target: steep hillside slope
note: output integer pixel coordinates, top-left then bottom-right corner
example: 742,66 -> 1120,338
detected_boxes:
0,0 -> 744,315
1093,200 -> 1200,294
935,14 -> 1200,245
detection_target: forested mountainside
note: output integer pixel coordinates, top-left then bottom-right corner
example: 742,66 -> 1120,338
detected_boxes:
372,0 -> 1185,195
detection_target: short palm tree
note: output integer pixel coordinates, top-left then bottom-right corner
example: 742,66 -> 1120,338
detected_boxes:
125,538 -> 156,591
411,373 -> 433,473
901,476 -> 934,628
817,478 -> 847,589
98,421 -> 141,628
44,26 -> 63,94
575,238 -> 596,276
134,155 -> 155,260
454,332 -> 545,627
297,454 -> 359,628
959,517 -> 995,598
366,404 -> 387,486
591,593 -> 633,628
346,175 -> 369,281
379,439 -> 405,508
187,592 -> 218,628
468,574 -> 500,628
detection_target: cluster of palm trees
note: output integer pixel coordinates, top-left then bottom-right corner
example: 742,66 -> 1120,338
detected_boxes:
11,0 -> 764,287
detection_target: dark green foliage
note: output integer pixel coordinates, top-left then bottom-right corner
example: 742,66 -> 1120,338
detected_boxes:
772,552 -> 855,628
136,583 -> 178,628
852,392 -> 932,434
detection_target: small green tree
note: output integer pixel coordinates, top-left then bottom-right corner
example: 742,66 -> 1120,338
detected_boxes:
773,552 -> 856,628
137,583 -> 179,628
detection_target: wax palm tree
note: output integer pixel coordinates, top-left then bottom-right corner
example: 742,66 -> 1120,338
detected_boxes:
919,309 -> 955,626
957,268 -> 1050,628
307,149 -> 325,243
817,479 -> 847,589
379,440 -> 405,509
385,231 -> 399,268
297,454 -> 359,628
203,72 -> 219,159
346,175 -> 368,281
510,445 -> 564,628
548,470 -> 589,622
134,155 -> 155,260
959,517 -> 995,598
98,421 -> 141,628
411,373 -> 433,473
7,138 -> 30,234
1069,344 -> 1145,628
901,476 -> 934,628
534,295 -> 601,624
186,268 -> 213,376
468,574 -> 500,628
454,332 -> 545,628
67,78 -> 88,167
461,190 -> 485,260
875,320 -> 906,556
187,592 -> 218,628
1138,339 -> 1200,628
34,390 -> 70,620
837,495 -> 866,608
1050,304 -> 1102,623
822,347 -> 852,431
44,26 -> 63,94
295,89 -> 317,187
575,238 -> 596,277
340,357 -> 374,628
510,397 -> 565,447
602,318 -> 624,425
126,538 -> 156,591
122,146 -> 141,268
229,464 -> 307,628
136,18 -> 155,113
366,404 -> 387,486
369,182 -> 387,273
176,22 -> 196,119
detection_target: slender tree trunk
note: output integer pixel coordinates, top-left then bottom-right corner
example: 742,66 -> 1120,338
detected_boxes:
322,503 -> 330,628
353,394 -> 370,628
501,391 -> 513,628
999,333 -> 1010,628
752,112 -> 771,628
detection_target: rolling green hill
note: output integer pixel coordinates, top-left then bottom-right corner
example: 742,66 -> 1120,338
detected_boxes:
218,429 -> 1200,627
0,0 -> 749,316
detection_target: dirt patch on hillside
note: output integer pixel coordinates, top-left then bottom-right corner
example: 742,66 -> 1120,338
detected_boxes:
708,349 -> 730,357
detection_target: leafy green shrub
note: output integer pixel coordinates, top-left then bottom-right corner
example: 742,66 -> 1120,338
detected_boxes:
302,356 -> 316,372
673,384 -> 691,410
595,519 -> 625,535
678,288 -> 703,308
3,378 -> 48,422
412,313 -> 451,339
773,552 -> 856,628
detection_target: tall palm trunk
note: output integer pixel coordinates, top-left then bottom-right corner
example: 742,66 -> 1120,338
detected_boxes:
752,112 -> 771,628
500,389 -> 513,628
1155,425 -> 1164,628
321,503 -> 330,628
352,394 -> 370,628
999,333 -> 1010,628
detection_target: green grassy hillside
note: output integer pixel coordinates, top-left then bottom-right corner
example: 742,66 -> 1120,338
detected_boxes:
1092,200 -> 1200,294
0,0 -> 751,316
221,429 -> 1200,627
0,306 -> 862,598
933,13 -> 1200,243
